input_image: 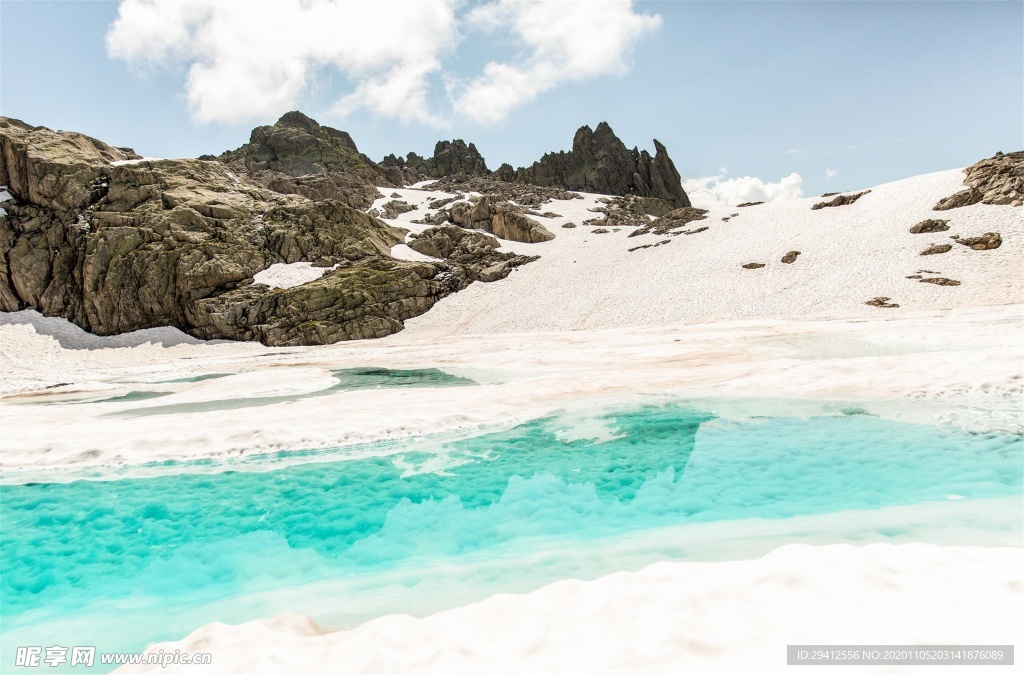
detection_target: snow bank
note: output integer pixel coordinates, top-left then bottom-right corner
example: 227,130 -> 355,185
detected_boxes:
115,542 -> 1023,674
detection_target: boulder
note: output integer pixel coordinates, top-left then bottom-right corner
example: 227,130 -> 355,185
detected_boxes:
920,244 -> 952,255
909,219 -> 950,234
781,251 -> 801,264
953,232 -> 1001,250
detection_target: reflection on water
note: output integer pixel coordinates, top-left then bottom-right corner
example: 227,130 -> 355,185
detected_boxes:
1,401 -> 1020,665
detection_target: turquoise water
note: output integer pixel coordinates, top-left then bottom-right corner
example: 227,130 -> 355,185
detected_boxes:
1,402 -> 1021,669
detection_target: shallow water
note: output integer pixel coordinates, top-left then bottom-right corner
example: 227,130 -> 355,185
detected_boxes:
1,401 -> 1020,669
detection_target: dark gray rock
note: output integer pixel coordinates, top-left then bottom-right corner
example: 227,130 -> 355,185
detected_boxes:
920,277 -> 961,286
781,250 -> 801,264
742,263 -> 765,269
866,297 -> 899,308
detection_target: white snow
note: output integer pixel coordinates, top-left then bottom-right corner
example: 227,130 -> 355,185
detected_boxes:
390,243 -> 440,262
252,262 -> 338,289
115,542 -> 1023,674
109,157 -> 165,166
398,169 -> 1024,337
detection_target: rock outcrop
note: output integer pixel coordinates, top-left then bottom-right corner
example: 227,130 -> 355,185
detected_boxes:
909,219 -> 950,234
385,121 -> 691,207
934,151 -> 1023,210
0,117 -> 521,346
781,251 -> 801,264
812,191 -> 870,210
212,111 -> 386,210
380,140 -> 489,184
629,207 -> 709,238
514,123 -> 690,208
408,226 -> 538,282
437,196 -> 555,244
953,232 -> 1002,250
920,244 -> 952,256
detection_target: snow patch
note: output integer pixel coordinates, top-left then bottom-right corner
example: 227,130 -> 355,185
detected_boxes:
253,262 -> 338,290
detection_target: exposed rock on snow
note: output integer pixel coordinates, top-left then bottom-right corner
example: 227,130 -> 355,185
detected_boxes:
954,232 -> 1002,250
866,297 -> 899,308
812,190 -> 871,210
440,196 -> 555,244
629,207 -> 709,237
909,219 -> 950,234
781,250 -> 801,264
408,226 -> 538,282
920,243 -> 953,255
934,150 -> 1023,209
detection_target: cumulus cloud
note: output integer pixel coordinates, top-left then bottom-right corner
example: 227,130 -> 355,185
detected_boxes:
106,0 -> 659,126
106,0 -> 459,125
450,0 -> 661,124
682,171 -> 804,208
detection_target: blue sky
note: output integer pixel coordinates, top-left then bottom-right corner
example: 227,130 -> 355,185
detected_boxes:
1,0 -> 1021,201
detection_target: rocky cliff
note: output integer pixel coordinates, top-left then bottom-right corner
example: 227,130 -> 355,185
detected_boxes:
211,111 -> 388,210
387,121 -> 691,208
380,140 -> 489,184
514,122 -> 691,208
0,117 -> 529,346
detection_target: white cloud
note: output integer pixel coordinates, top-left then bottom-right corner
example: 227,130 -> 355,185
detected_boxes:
106,0 -> 459,125
450,0 -> 661,124
106,0 -> 659,127
682,171 -> 804,208
825,168 -> 838,180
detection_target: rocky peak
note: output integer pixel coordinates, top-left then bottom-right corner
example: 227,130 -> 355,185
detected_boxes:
380,139 -> 489,184
214,111 -> 387,209
515,122 -> 690,208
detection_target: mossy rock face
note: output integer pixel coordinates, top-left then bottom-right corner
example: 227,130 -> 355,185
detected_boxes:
190,257 -> 463,345
0,118 -> 467,345
216,111 -> 387,209
408,225 -> 538,282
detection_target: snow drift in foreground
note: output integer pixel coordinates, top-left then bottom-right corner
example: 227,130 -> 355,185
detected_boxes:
115,542 -> 1022,674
